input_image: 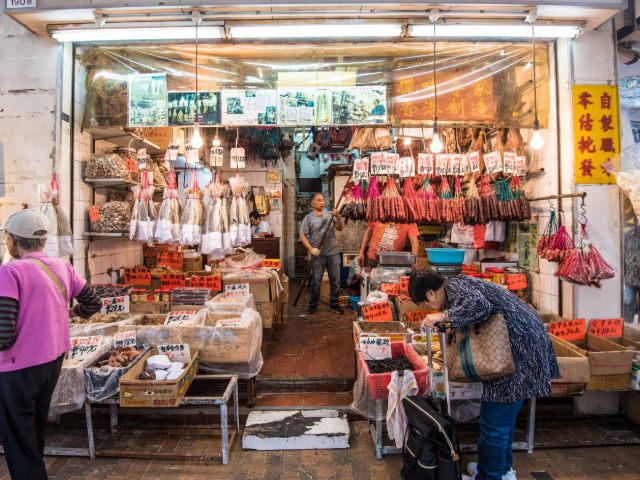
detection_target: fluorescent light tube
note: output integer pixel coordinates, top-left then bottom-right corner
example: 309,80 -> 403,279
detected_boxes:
51,27 -> 223,42
411,24 -> 580,39
230,24 -> 402,39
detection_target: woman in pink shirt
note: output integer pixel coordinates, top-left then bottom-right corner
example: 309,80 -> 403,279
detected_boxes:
0,210 -> 101,480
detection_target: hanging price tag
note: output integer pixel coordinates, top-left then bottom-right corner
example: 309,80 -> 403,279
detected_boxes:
164,311 -> 197,326
359,336 -> 392,360
156,251 -> 183,270
67,336 -> 103,361
124,267 -> 152,286
100,296 -> 130,314
548,318 -> 586,341
515,155 -> 527,176
186,149 -> 200,164
89,205 -> 101,223
230,147 -> 246,169
435,154 -> 449,176
588,318 -> 624,338
158,343 -> 191,363
114,331 -> 137,348
383,152 -> 399,175
417,153 -> 434,175
503,152 -> 517,175
224,283 -> 250,298
468,151 -> 481,173
483,151 -> 502,174
398,156 -> 415,178
459,154 -> 470,174
380,283 -> 399,296
353,157 -> 370,182
399,276 -> 410,294
362,302 -> 393,322
189,273 -> 222,291
370,152 -> 385,175
210,146 -> 224,167
505,273 -> 527,291
448,154 -> 463,176
161,274 -> 186,290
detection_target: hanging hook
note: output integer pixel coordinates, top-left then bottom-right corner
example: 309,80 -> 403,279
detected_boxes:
578,197 -> 588,226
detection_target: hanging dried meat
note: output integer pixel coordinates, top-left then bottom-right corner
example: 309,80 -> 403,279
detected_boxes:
402,178 -> 424,223
452,177 -> 466,224
463,177 -> 483,226
40,174 -> 73,257
366,176 -> 381,223
537,209 -> 558,256
155,170 -> 181,244
496,180 -> 519,221
338,181 -> 366,223
439,177 -> 454,224
379,177 -> 406,223
479,176 -> 500,222
541,225 -> 573,263
418,177 -> 441,224
510,176 -> 532,221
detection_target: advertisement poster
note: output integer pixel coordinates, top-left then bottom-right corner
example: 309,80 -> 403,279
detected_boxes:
332,86 -> 387,125
128,73 -> 168,127
168,91 -> 221,126
277,88 -> 316,125
572,85 -> 620,185
221,89 -> 277,126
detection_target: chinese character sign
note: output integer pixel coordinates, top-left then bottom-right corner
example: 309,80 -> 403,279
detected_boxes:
572,85 -> 620,185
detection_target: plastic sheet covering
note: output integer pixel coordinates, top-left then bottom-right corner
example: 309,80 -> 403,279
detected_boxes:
204,292 -> 257,313
40,175 -> 73,258
219,249 -> 265,269
78,42 -> 549,129
85,345 -> 150,402
351,358 -> 386,421
50,336 -> 114,414
68,314 -> 143,337
449,400 -> 481,423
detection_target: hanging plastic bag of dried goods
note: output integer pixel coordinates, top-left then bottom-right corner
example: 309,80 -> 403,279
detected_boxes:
40,174 -> 73,257
254,186 -> 270,216
180,170 -> 204,246
229,173 -> 251,247
202,174 -> 230,259
129,171 -> 155,244
154,170 -> 181,244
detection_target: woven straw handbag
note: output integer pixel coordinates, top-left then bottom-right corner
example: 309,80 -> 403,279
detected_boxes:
445,313 -> 516,383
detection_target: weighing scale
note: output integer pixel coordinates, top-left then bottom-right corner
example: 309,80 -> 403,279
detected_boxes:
426,262 -> 462,277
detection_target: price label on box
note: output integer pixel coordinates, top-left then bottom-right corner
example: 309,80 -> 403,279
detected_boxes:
505,274 -> 527,291
380,283 -> 398,296
89,205 -> 101,223
362,302 -> 393,322
190,273 -> 222,291
164,311 -> 197,326
461,264 -> 480,275
161,274 -> 186,290
68,335 -> 102,361
158,343 -> 191,363
100,296 -> 130,314
156,251 -> 184,270
114,331 -> 137,348
404,310 -> 431,326
124,267 -> 152,286
224,283 -> 250,298
359,336 -> 392,360
548,318 -> 586,341
399,276 -> 410,295
260,259 -> 282,270
588,318 -> 624,338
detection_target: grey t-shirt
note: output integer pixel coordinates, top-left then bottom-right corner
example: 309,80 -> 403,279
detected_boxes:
301,209 -> 339,256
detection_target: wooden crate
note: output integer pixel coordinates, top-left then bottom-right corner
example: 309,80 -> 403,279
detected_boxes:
120,349 -> 199,408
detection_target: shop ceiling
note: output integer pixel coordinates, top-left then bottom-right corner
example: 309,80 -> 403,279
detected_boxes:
5,1 -> 624,36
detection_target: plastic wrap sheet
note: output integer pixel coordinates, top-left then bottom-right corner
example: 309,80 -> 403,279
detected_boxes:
199,347 -> 264,380
50,337 -> 114,415
68,315 -> 143,337
204,292 -> 257,313
350,359 -> 386,421
450,400 -> 481,423
85,345 -> 150,402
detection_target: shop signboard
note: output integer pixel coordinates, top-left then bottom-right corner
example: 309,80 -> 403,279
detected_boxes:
128,73 -> 168,127
572,85 -> 620,185
221,89 -> 277,126
359,336 -> 392,360
331,86 -> 387,125
167,91 -> 221,126
277,87 -> 316,125
588,318 -> 624,338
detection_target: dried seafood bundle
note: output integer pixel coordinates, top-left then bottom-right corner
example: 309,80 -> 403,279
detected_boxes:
229,173 -> 251,247
180,171 -> 204,246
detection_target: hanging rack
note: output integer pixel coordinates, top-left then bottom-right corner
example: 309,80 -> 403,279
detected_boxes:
528,192 -> 586,202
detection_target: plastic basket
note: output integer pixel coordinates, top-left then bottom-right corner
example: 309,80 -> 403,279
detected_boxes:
349,295 -> 360,310
425,248 -> 465,265
359,342 -> 428,400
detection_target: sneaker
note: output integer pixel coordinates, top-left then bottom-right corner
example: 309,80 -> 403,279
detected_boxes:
308,307 -> 316,315
467,462 -> 479,477
503,468 -> 517,480
329,304 -> 345,314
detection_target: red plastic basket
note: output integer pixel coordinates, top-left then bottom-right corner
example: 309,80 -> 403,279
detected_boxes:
359,342 -> 428,400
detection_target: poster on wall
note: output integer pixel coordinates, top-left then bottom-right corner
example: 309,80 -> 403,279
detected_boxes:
572,85 -> 620,185
128,73 -> 168,127
221,89 -> 277,126
332,86 -> 387,125
277,88 -> 316,125
168,91 -> 221,126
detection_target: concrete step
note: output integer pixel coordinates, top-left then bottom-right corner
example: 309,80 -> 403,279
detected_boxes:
242,409 -> 350,451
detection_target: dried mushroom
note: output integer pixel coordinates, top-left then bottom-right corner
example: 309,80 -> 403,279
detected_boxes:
90,201 -> 131,233
85,153 -> 130,180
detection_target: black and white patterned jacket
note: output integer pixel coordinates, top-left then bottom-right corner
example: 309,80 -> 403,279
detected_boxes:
444,275 -> 561,403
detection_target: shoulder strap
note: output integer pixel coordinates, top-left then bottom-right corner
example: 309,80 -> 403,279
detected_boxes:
26,258 -> 68,301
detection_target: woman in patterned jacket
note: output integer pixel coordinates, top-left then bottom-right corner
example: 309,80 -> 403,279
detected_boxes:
409,271 -> 559,480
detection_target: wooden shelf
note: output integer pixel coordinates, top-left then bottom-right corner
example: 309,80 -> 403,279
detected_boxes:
84,178 -> 139,189
86,127 -> 164,155
84,232 -> 130,239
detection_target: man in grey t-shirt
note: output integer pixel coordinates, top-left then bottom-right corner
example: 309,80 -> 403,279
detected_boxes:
299,192 -> 344,315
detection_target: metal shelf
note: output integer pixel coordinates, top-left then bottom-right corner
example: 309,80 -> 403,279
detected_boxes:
86,127 -> 164,155
84,178 -> 139,189
83,232 -> 130,239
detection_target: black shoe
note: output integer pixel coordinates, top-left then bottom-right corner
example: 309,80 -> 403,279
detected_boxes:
329,304 -> 345,314
308,307 -> 317,315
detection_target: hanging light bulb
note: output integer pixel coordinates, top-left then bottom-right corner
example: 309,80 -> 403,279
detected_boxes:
530,121 -> 544,150
212,135 -> 221,147
189,11 -> 203,151
430,125 -> 444,154
191,125 -> 203,149
403,137 -> 412,147
527,14 -> 544,151
428,17 -> 443,155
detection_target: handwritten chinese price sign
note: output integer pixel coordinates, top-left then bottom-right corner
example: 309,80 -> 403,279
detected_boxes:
362,302 -> 393,322
572,85 -> 620,185
380,283 -> 399,296
156,251 -> 184,270
68,335 -> 103,361
161,273 -> 186,290
548,318 -> 586,341
100,296 -> 130,314
165,311 -> 197,327
588,318 -> 624,338
114,331 -> 137,348
190,273 -> 222,291
224,283 -> 250,298
158,343 -> 191,363
124,267 -> 151,286
359,336 -> 392,360
399,276 -> 410,294
505,274 -> 527,291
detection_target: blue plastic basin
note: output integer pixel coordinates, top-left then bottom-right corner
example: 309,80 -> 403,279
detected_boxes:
425,248 -> 465,265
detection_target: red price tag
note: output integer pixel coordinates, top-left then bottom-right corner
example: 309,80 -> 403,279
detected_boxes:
89,205 -> 101,223
362,302 -> 393,322
380,283 -> 398,296
548,319 -> 586,341
156,251 -> 184,270
189,273 -> 222,291
505,274 -> 527,291
462,264 -> 480,275
161,274 -> 186,290
399,276 -> 410,295
124,267 -> 151,286
260,259 -> 282,269
588,318 -> 624,338
404,310 -> 429,326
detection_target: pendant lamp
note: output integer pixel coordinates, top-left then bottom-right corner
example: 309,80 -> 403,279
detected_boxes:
429,19 -> 443,154
528,17 -> 544,151
190,14 -> 203,150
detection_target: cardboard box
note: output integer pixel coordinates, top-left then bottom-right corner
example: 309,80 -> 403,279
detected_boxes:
394,296 -> 437,329
255,300 -> 277,329
625,324 -> 640,342
353,321 -> 411,347
549,335 -> 590,396
182,255 -> 203,272
608,337 -> 640,351
128,302 -> 171,314
223,275 -> 276,303
120,348 -> 199,408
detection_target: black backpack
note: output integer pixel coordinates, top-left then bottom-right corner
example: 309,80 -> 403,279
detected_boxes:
401,396 -> 462,480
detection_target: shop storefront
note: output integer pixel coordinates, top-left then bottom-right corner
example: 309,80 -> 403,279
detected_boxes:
1,0 -> 638,464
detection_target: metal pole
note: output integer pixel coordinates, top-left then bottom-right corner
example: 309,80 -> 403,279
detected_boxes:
528,192 -> 586,202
